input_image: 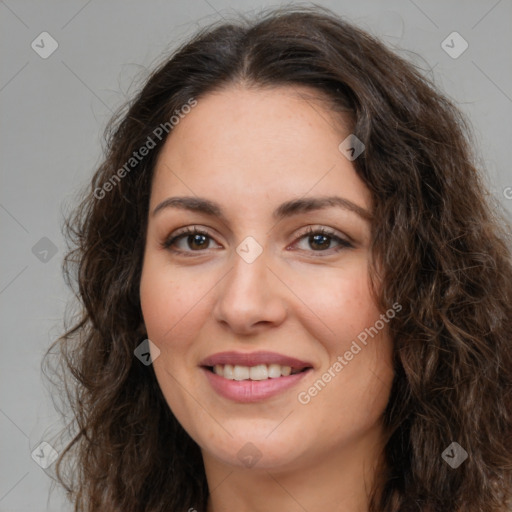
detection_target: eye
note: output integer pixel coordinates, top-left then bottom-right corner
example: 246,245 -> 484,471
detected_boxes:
161,225 -> 353,256
161,226 -> 221,255
291,226 -> 353,254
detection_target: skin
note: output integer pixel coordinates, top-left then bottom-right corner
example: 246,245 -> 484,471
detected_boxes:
139,84 -> 395,512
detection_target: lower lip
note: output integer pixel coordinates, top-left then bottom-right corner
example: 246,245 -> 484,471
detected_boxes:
202,367 -> 311,403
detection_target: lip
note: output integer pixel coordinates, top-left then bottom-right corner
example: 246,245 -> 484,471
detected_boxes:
200,351 -> 313,370
202,366 -> 312,403
200,351 -> 313,403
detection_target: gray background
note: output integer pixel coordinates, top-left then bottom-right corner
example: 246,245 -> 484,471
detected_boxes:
1,1 -> 511,510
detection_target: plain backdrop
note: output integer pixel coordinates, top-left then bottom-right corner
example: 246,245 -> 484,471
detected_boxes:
1,1 -> 511,510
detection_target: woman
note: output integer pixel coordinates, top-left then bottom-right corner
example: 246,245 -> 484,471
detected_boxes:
45,5 -> 512,511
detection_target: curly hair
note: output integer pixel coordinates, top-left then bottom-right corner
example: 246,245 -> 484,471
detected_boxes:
44,5 -> 512,512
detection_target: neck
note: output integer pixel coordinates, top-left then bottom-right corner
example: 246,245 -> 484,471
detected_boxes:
203,424 -> 386,512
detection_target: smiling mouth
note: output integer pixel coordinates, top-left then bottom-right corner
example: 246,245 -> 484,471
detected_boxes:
205,364 -> 311,381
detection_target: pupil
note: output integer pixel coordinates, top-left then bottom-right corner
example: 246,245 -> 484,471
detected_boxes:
190,234 -> 207,249
311,234 -> 329,250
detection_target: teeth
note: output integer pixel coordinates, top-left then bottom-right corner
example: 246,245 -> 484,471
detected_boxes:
249,364 -> 268,380
233,365 -> 250,381
212,363 -> 299,380
268,363 -> 282,378
281,365 -> 292,376
223,364 -> 234,380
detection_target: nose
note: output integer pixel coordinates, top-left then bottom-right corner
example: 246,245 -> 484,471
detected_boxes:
212,247 -> 288,335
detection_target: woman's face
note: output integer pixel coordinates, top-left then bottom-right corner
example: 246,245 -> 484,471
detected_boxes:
140,85 -> 394,472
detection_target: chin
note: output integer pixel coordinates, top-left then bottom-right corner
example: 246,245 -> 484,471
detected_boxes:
198,426 -> 309,471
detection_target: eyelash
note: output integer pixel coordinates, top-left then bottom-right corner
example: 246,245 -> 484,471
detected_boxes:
161,225 -> 353,257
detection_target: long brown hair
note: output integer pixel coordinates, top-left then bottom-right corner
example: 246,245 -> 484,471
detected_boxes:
44,5 -> 512,511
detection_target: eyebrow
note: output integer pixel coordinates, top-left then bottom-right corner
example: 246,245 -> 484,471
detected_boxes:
152,195 -> 373,222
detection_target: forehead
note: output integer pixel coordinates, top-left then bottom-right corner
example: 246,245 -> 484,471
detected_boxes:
150,85 -> 371,213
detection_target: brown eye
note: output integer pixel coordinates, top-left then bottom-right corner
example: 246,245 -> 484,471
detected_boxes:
162,227 -> 221,254
186,233 -> 210,250
308,233 -> 332,250
293,227 -> 353,254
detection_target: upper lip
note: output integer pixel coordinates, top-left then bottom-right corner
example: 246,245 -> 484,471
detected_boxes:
200,351 -> 313,370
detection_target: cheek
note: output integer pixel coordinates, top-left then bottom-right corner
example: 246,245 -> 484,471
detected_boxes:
139,258 -> 204,342
294,263 -> 393,408
292,260 -> 379,347
140,277 -> 176,341
139,259 -> 205,420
